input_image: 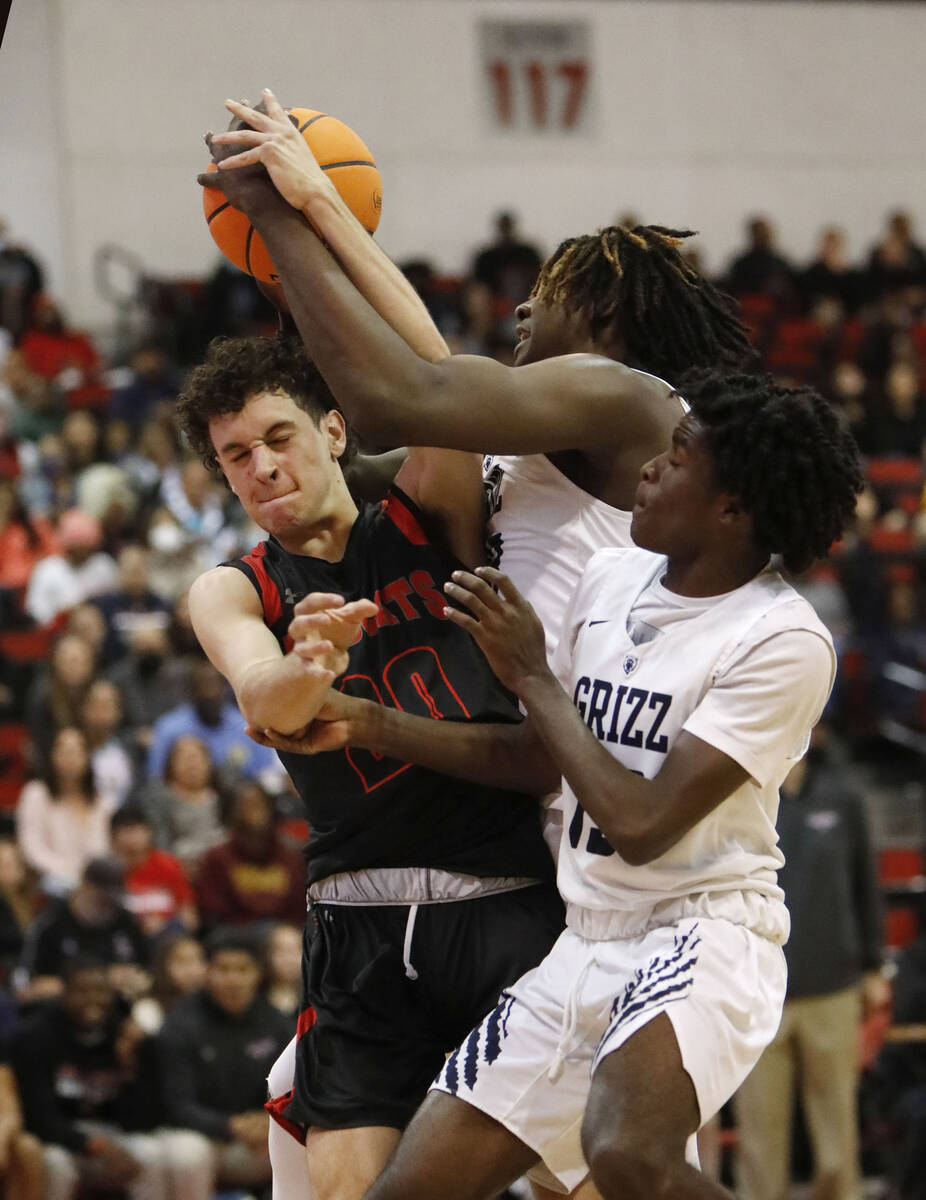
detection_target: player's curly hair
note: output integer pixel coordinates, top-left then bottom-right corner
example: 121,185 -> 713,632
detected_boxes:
680,369 -> 864,574
176,334 -> 355,473
532,225 -> 756,378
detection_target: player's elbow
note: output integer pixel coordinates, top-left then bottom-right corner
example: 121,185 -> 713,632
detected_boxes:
604,816 -> 672,867
611,835 -> 660,867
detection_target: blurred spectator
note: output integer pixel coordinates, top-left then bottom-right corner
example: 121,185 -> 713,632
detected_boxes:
132,933 -> 206,1035
3,351 -> 63,447
0,840 -> 38,982
110,804 -> 197,939
0,476 -> 58,592
108,341 -> 179,431
196,781 -> 306,932
15,430 -> 69,516
867,209 -> 926,303
120,418 -> 181,509
863,361 -> 926,459
140,735 -> 225,871
82,678 -> 135,809
24,633 -> 96,765
398,258 -> 460,335
60,409 -> 104,476
725,214 -> 795,301
16,727 -> 113,895
146,660 -> 282,787
158,930 -> 290,1194
734,726 -> 887,1200
64,601 -> 107,662
453,278 -> 502,355
835,486 -> 888,645
146,508 -> 211,601
107,624 -> 192,761
23,507 -> 118,627
94,543 -> 171,665
471,210 -> 542,309
0,218 -> 44,342
830,361 -> 874,452
14,858 -> 149,1005
799,225 -> 860,315
11,956 -> 213,1200
0,1049 -> 43,1200
262,922 -> 302,1020
18,294 -> 100,387
870,573 -> 926,727
159,456 -> 243,569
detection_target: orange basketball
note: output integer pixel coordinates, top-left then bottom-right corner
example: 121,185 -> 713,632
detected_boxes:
202,107 -> 382,284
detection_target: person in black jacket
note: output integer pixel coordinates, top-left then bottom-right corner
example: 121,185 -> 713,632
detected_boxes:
10,955 -> 213,1200
733,727 -> 888,1200
13,857 -> 150,1007
158,929 -> 291,1194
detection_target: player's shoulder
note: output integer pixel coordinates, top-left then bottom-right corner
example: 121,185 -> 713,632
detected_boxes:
188,562 -> 262,609
749,571 -> 835,643
725,571 -> 836,674
541,354 -> 676,400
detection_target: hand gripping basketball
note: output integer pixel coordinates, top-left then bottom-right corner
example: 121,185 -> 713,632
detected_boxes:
201,88 -> 382,283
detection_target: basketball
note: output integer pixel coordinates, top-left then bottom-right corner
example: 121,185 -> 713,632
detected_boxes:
202,107 -> 382,284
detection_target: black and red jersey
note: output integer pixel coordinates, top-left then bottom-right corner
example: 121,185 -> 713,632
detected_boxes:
225,487 -> 552,887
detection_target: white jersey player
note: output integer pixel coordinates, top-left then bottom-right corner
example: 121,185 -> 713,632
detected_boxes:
334,371 -> 863,1200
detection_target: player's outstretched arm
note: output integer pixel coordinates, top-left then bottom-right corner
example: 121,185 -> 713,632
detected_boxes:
188,567 -> 376,735
249,690 -> 559,796
202,138 -> 675,456
210,91 -> 450,366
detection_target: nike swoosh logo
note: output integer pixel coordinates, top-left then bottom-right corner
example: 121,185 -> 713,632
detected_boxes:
588,620 -> 609,626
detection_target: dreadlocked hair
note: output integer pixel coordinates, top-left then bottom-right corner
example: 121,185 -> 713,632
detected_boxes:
532,225 -> 756,379
680,368 -> 864,575
176,334 -> 356,474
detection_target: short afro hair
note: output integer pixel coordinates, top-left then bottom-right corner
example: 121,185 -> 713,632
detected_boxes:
176,334 -> 355,473
679,369 -> 864,575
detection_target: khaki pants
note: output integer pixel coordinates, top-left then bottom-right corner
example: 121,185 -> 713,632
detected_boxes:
733,985 -> 862,1200
43,1125 -> 215,1200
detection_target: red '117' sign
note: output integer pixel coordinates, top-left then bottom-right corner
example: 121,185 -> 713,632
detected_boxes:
479,20 -> 596,135
488,59 -> 589,129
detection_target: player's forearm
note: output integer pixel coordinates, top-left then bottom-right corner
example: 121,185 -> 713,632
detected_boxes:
349,701 -> 559,795
252,203 -> 443,445
237,653 -> 337,734
516,671 -> 659,863
304,188 -> 450,364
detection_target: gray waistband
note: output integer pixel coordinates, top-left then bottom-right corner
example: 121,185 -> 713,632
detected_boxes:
308,867 -> 541,906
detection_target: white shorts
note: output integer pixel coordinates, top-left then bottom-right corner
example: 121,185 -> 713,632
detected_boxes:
432,916 -> 786,1194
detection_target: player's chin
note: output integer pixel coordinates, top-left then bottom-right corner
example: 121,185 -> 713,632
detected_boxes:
629,508 -> 657,552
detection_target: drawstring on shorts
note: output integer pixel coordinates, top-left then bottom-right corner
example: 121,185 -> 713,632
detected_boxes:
403,903 -> 420,980
548,953 -> 595,1083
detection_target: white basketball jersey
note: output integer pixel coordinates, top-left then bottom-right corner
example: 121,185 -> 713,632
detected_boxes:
482,368 -> 679,657
551,547 -> 836,944
482,453 -> 633,658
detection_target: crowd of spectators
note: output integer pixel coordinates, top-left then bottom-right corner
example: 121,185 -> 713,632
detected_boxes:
0,206 -> 925,1197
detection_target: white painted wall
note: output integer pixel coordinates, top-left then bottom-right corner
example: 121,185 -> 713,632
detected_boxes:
1,0 -> 924,330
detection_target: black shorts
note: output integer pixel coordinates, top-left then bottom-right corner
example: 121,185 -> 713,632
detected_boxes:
283,882 -> 565,1131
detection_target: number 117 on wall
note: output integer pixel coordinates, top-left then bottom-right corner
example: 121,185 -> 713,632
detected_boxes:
488,58 -> 590,130
479,19 -> 596,136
